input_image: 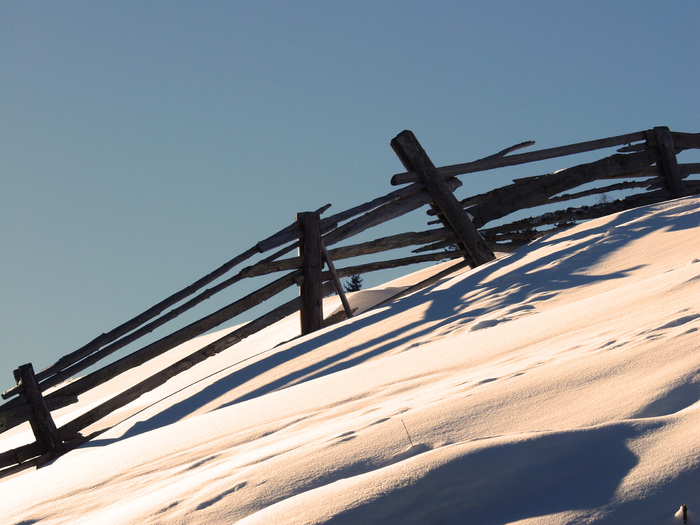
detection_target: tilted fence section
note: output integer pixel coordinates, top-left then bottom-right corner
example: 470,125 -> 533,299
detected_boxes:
1,126 -> 698,478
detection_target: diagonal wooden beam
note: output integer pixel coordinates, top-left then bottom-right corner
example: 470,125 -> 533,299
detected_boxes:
391,131 -> 495,267
391,130 -> 648,185
320,242 -> 354,320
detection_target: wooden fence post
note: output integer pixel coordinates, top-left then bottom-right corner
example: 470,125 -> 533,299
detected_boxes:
298,212 -> 324,334
320,242 -> 354,320
17,364 -> 60,455
391,130 -> 496,266
653,126 -> 685,198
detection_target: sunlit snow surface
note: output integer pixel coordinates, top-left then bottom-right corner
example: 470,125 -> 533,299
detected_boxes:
2,196 -> 699,524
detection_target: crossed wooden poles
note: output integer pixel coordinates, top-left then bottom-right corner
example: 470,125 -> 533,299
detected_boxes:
297,130 -> 495,333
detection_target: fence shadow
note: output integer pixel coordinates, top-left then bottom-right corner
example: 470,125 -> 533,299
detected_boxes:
93,199 -> 683,443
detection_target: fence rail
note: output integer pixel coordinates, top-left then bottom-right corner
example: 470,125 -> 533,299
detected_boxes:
1,126 -> 698,478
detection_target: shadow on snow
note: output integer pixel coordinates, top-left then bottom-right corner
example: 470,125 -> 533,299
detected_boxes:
88,198 -> 700,444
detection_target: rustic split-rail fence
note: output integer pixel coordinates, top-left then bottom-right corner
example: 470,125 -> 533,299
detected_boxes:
1,126 -> 698,479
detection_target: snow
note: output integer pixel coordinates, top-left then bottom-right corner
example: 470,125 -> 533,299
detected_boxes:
1,196 -> 699,524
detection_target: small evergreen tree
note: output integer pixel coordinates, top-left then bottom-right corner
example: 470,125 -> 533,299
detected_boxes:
596,193 -> 611,205
344,274 -> 363,293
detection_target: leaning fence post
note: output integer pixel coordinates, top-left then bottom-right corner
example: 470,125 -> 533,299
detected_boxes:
320,242 -> 354,320
298,211 -> 324,335
391,130 -> 496,266
653,126 -> 685,198
17,363 -> 60,455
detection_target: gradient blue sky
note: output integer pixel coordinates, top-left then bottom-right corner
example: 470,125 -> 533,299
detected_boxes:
2,1 -> 699,388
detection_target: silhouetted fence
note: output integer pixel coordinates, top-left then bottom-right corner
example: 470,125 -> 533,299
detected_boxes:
1,126 -> 698,478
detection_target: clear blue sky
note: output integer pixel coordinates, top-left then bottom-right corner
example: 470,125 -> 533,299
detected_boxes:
2,1 -> 699,390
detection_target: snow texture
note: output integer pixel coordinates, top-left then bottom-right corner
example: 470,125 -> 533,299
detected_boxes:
1,196 -> 699,524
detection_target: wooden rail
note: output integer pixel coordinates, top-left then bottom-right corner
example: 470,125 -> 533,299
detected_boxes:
1,126 -> 698,478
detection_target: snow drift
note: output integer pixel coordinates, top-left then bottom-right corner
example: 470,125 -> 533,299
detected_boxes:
1,196 -> 699,524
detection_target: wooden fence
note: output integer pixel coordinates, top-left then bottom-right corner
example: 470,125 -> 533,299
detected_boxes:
1,126 -> 698,478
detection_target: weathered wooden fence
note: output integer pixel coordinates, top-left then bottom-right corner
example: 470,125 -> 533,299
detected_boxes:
1,126 -> 698,478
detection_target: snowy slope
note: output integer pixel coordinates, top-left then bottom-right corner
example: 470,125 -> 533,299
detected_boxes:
1,196 -> 699,525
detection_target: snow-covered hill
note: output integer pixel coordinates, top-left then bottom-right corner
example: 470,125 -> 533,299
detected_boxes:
2,196 -> 699,524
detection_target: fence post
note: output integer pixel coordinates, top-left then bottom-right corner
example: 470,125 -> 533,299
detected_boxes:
17,363 -> 60,455
298,212 -> 324,335
653,126 -> 685,198
320,242 -> 354,320
391,130 -> 495,266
